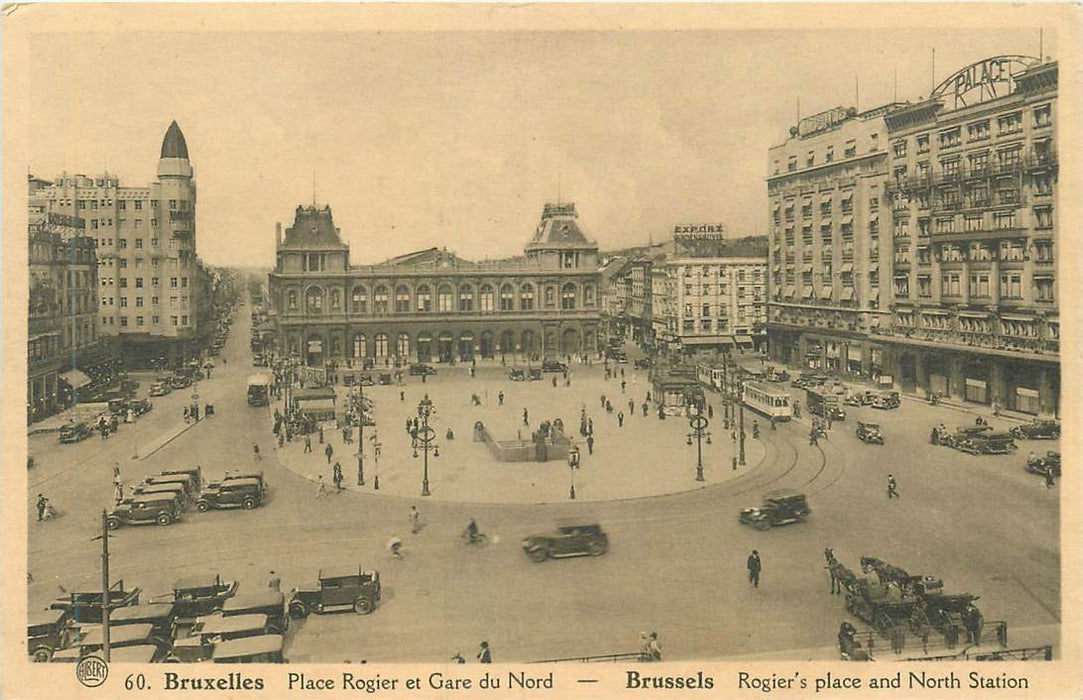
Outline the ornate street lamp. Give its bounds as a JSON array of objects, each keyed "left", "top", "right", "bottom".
[
  {"left": 688, "top": 410, "right": 710, "bottom": 482},
  {"left": 568, "top": 444, "right": 580, "bottom": 499},
  {"left": 415, "top": 395, "right": 436, "bottom": 497}
]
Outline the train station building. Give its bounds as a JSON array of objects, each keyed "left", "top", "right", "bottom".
[{"left": 267, "top": 202, "right": 603, "bottom": 366}]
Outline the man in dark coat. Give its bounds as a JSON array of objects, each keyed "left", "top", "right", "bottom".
[{"left": 747, "top": 550, "right": 762, "bottom": 588}]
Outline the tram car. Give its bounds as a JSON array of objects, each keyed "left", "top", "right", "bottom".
[{"left": 741, "top": 381, "right": 793, "bottom": 421}]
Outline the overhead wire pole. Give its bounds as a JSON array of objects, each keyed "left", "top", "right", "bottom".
[
  {"left": 99, "top": 509, "right": 111, "bottom": 662},
  {"left": 356, "top": 380, "right": 365, "bottom": 486}
]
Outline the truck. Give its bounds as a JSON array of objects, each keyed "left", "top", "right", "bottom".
[
  {"left": 806, "top": 387, "right": 846, "bottom": 422},
  {"left": 247, "top": 374, "right": 271, "bottom": 407}
]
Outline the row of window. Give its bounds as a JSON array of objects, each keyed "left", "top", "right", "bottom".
[
  {"left": 284, "top": 282, "right": 596, "bottom": 314},
  {"left": 779, "top": 137, "right": 868, "bottom": 173},
  {"left": 100, "top": 296, "right": 188, "bottom": 309},
  {"left": 103, "top": 314, "right": 188, "bottom": 327},
  {"left": 101, "top": 276, "right": 188, "bottom": 288},
  {"left": 681, "top": 318, "right": 739, "bottom": 333},
  {"left": 97, "top": 257, "right": 185, "bottom": 270},
  {"left": 680, "top": 266, "right": 762, "bottom": 280},
  {"left": 892, "top": 271, "right": 1054, "bottom": 301},
  {"left": 892, "top": 106, "right": 1051, "bottom": 158}
]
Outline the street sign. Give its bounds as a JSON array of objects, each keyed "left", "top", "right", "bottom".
[{"left": 690, "top": 415, "right": 709, "bottom": 431}]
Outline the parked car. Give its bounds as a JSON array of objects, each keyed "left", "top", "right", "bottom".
[
  {"left": 149, "top": 381, "right": 172, "bottom": 397},
  {"left": 160, "top": 466, "right": 203, "bottom": 491},
  {"left": 58, "top": 422, "right": 92, "bottom": 444},
  {"left": 739, "top": 490, "right": 810, "bottom": 530},
  {"left": 168, "top": 613, "right": 271, "bottom": 663},
  {"left": 1010, "top": 419, "right": 1061, "bottom": 440},
  {"left": 508, "top": 369, "right": 525, "bottom": 381},
  {"left": 197, "top": 477, "right": 263, "bottom": 512},
  {"left": 409, "top": 364, "right": 437, "bottom": 376},
  {"left": 145, "top": 473, "right": 199, "bottom": 499},
  {"left": 289, "top": 566, "right": 382, "bottom": 617},
  {"left": 107, "top": 494, "right": 183, "bottom": 529},
  {"left": 28, "top": 609, "right": 73, "bottom": 662},
  {"left": 633, "top": 358, "right": 652, "bottom": 370},
  {"left": 74, "top": 623, "right": 160, "bottom": 658},
  {"left": 49, "top": 579, "right": 142, "bottom": 624},
  {"left": 154, "top": 574, "right": 239, "bottom": 621},
  {"left": 108, "top": 602, "right": 177, "bottom": 645},
  {"left": 871, "top": 391, "right": 901, "bottom": 410},
  {"left": 856, "top": 420, "right": 884, "bottom": 445},
  {"left": 1026, "top": 451, "right": 1061, "bottom": 477},
  {"left": 130, "top": 398, "right": 154, "bottom": 416},
  {"left": 541, "top": 360, "right": 567, "bottom": 373},
  {"left": 133, "top": 482, "right": 190, "bottom": 510},
  {"left": 205, "top": 470, "right": 267, "bottom": 498},
  {"left": 212, "top": 634, "right": 285, "bottom": 663},
  {"left": 170, "top": 375, "right": 192, "bottom": 390},
  {"left": 521, "top": 523, "right": 609, "bottom": 562},
  {"left": 221, "top": 590, "right": 288, "bottom": 634}
]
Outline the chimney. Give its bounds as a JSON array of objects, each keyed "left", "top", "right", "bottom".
[{"left": 275, "top": 222, "right": 282, "bottom": 247}]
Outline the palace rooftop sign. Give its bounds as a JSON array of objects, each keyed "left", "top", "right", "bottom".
[{"left": 932, "top": 56, "right": 1039, "bottom": 110}]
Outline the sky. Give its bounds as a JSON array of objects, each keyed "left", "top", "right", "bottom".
[{"left": 27, "top": 27, "right": 1053, "bottom": 266}]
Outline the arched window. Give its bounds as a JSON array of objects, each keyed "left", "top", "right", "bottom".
[
  {"left": 374, "top": 332, "right": 389, "bottom": 358},
  {"left": 306, "top": 287, "right": 324, "bottom": 313},
  {"left": 373, "top": 286, "right": 389, "bottom": 314},
  {"left": 458, "top": 285, "right": 474, "bottom": 312},
  {"left": 561, "top": 283, "right": 577, "bottom": 310},
  {"left": 353, "top": 334, "right": 367, "bottom": 358},
  {"left": 395, "top": 286, "right": 411, "bottom": 313},
  {"left": 330, "top": 289, "right": 341, "bottom": 310},
  {"left": 520, "top": 284, "right": 534, "bottom": 311},
  {"left": 288, "top": 289, "right": 298, "bottom": 310},
  {"left": 351, "top": 286, "right": 367, "bottom": 314},
  {"left": 416, "top": 285, "right": 432, "bottom": 312},
  {"left": 584, "top": 284, "right": 595, "bottom": 306},
  {"left": 397, "top": 333, "right": 410, "bottom": 357},
  {"left": 479, "top": 284, "right": 494, "bottom": 312},
  {"left": 500, "top": 284, "right": 514, "bottom": 311},
  {"left": 438, "top": 284, "right": 453, "bottom": 312}
]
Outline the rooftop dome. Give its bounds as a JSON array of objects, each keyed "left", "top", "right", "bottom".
[{"left": 160, "top": 120, "right": 189, "bottom": 160}]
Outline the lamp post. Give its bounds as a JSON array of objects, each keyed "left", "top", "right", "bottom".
[
  {"left": 568, "top": 444, "right": 580, "bottom": 499},
  {"left": 688, "top": 410, "right": 710, "bottom": 482},
  {"left": 722, "top": 360, "right": 731, "bottom": 430},
  {"left": 415, "top": 395, "right": 436, "bottom": 497},
  {"left": 738, "top": 374, "right": 746, "bottom": 466},
  {"left": 355, "top": 382, "right": 365, "bottom": 486},
  {"left": 372, "top": 433, "right": 381, "bottom": 490}
]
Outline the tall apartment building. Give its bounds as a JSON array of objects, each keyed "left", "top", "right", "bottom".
[
  {"left": 766, "top": 104, "right": 901, "bottom": 375},
  {"left": 767, "top": 55, "right": 1059, "bottom": 416},
  {"left": 879, "top": 57, "right": 1058, "bottom": 415},
  {"left": 36, "top": 121, "right": 203, "bottom": 367}
]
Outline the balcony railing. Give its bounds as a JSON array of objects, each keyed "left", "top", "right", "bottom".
[{"left": 880, "top": 326, "right": 1058, "bottom": 356}]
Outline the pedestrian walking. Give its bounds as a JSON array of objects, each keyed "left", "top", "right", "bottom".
[
  {"left": 114, "top": 482, "right": 124, "bottom": 505},
  {"left": 304, "top": 435, "right": 313, "bottom": 453},
  {"left": 621, "top": 380, "right": 627, "bottom": 394},
  {"left": 253, "top": 443, "right": 262, "bottom": 461},
  {"left": 809, "top": 429, "right": 819, "bottom": 446},
  {"left": 523, "top": 408, "right": 529, "bottom": 426},
  {"left": 628, "top": 398, "right": 635, "bottom": 415},
  {"left": 618, "top": 411, "right": 624, "bottom": 427},
  {"left": 36, "top": 493, "right": 48, "bottom": 521},
  {"left": 400, "top": 390, "right": 405, "bottom": 402},
  {"left": 409, "top": 505, "right": 420, "bottom": 534},
  {"left": 747, "top": 549, "right": 762, "bottom": 587},
  {"left": 825, "top": 547, "right": 841, "bottom": 594},
  {"left": 477, "top": 641, "right": 492, "bottom": 664},
  {"left": 325, "top": 443, "right": 334, "bottom": 464},
  {"left": 707, "top": 403, "right": 714, "bottom": 419},
  {"left": 586, "top": 434, "right": 595, "bottom": 455},
  {"left": 588, "top": 418, "right": 594, "bottom": 435},
  {"left": 316, "top": 475, "right": 328, "bottom": 498},
  {"left": 1044, "top": 466, "right": 1056, "bottom": 489},
  {"left": 498, "top": 391, "right": 504, "bottom": 406},
  {"left": 600, "top": 394, "right": 606, "bottom": 409},
  {"left": 647, "top": 632, "right": 662, "bottom": 661},
  {"left": 887, "top": 474, "right": 899, "bottom": 498},
  {"left": 268, "top": 570, "right": 281, "bottom": 591},
  {"left": 405, "top": 418, "right": 412, "bottom": 434},
  {"left": 183, "top": 406, "right": 190, "bottom": 423},
  {"left": 318, "top": 426, "right": 325, "bottom": 444}
]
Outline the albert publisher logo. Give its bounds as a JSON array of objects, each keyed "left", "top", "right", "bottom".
[{"left": 76, "top": 655, "right": 108, "bottom": 688}]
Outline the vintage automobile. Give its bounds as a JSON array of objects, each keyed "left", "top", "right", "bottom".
[
  {"left": 633, "top": 358, "right": 652, "bottom": 370},
  {"left": 156, "top": 575, "right": 239, "bottom": 621},
  {"left": 74, "top": 623, "right": 161, "bottom": 657},
  {"left": 739, "top": 490, "right": 810, "bottom": 531},
  {"left": 170, "top": 375, "right": 193, "bottom": 390},
  {"left": 508, "top": 369, "right": 526, "bottom": 381},
  {"left": 149, "top": 381, "right": 173, "bottom": 397},
  {"left": 212, "top": 634, "right": 285, "bottom": 663},
  {"left": 196, "top": 477, "right": 263, "bottom": 511},
  {"left": 409, "top": 363, "right": 437, "bottom": 376},
  {"left": 856, "top": 421, "right": 885, "bottom": 445},
  {"left": 58, "top": 422, "right": 93, "bottom": 444},
  {"left": 289, "top": 566, "right": 382, "bottom": 617},
  {"left": 870, "top": 391, "right": 901, "bottom": 410},
  {"left": 528, "top": 368, "right": 543, "bottom": 381},
  {"left": 134, "top": 482, "right": 189, "bottom": 510},
  {"left": 357, "top": 373, "right": 375, "bottom": 386},
  {"left": 130, "top": 398, "right": 154, "bottom": 416},
  {"left": 145, "top": 473, "right": 199, "bottom": 499},
  {"left": 1026, "top": 451, "right": 1061, "bottom": 477},
  {"left": 606, "top": 351, "right": 628, "bottom": 364},
  {"left": 541, "top": 360, "right": 568, "bottom": 373},
  {"left": 1010, "top": 419, "right": 1061, "bottom": 440},
  {"left": 108, "top": 602, "right": 177, "bottom": 644},
  {"left": 844, "top": 391, "right": 873, "bottom": 407},
  {"left": 107, "top": 644, "right": 163, "bottom": 663},
  {"left": 221, "top": 590, "right": 289, "bottom": 635},
  {"left": 161, "top": 466, "right": 203, "bottom": 491},
  {"left": 28, "top": 609, "right": 73, "bottom": 662},
  {"left": 50, "top": 579, "right": 142, "bottom": 624},
  {"left": 107, "top": 493, "right": 183, "bottom": 529},
  {"left": 378, "top": 373, "right": 393, "bottom": 385},
  {"left": 167, "top": 613, "right": 271, "bottom": 663},
  {"left": 521, "top": 523, "right": 609, "bottom": 562},
  {"left": 205, "top": 470, "right": 267, "bottom": 498},
  {"left": 950, "top": 430, "right": 1018, "bottom": 455}
]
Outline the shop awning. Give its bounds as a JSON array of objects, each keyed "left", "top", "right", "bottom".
[
  {"left": 296, "top": 398, "right": 335, "bottom": 413},
  {"left": 840, "top": 287, "right": 855, "bottom": 301},
  {"left": 772, "top": 202, "right": 780, "bottom": 212},
  {"left": 785, "top": 286, "right": 796, "bottom": 297},
  {"left": 802, "top": 264, "right": 813, "bottom": 273},
  {"left": 869, "top": 211, "right": 880, "bottom": 221},
  {"left": 802, "top": 288, "right": 814, "bottom": 299},
  {"left": 60, "top": 369, "right": 92, "bottom": 389},
  {"left": 819, "top": 287, "right": 833, "bottom": 300},
  {"left": 735, "top": 336, "right": 754, "bottom": 346},
  {"left": 840, "top": 215, "right": 853, "bottom": 225},
  {"left": 682, "top": 336, "right": 733, "bottom": 347},
  {"left": 841, "top": 191, "right": 854, "bottom": 202},
  {"left": 840, "top": 263, "right": 854, "bottom": 273}
]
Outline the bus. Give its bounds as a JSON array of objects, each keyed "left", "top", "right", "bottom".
[
  {"left": 246, "top": 375, "right": 271, "bottom": 407},
  {"left": 742, "top": 381, "right": 793, "bottom": 421}
]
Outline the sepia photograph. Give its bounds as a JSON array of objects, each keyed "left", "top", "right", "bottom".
[{"left": 3, "top": 3, "right": 1080, "bottom": 699}]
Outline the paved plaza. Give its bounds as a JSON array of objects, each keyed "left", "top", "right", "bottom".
[{"left": 26, "top": 302, "right": 1061, "bottom": 663}]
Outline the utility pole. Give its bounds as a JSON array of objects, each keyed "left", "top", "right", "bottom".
[
  {"left": 99, "top": 509, "right": 111, "bottom": 662},
  {"left": 356, "top": 382, "right": 365, "bottom": 486},
  {"left": 738, "top": 375, "right": 746, "bottom": 466}
]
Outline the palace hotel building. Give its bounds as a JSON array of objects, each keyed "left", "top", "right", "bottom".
[
  {"left": 767, "top": 56, "right": 1059, "bottom": 416},
  {"left": 267, "top": 202, "right": 602, "bottom": 366}
]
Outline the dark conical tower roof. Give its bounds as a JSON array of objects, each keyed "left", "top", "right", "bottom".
[{"left": 160, "top": 120, "right": 189, "bottom": 159}]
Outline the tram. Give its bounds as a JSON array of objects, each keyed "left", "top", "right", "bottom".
[{"left": 742, "top": 381, "right": 793, "bottom": 421}]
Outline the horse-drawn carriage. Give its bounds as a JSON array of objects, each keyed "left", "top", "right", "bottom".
[{"left": 844, "top": 579, "right": 921, "bottom": 633}]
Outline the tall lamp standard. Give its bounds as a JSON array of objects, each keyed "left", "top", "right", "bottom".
[
  {"left": 568, "top": 444, "right": 580, "bottom": 499},
  {"left": 355, "top": 382, "right": 366, "bottom": 486},
  {"left": 738, "top": 373, "right": 746, "bottom": 466},
  {"left": 688, "top": 409, "right": 710, "bottom": 482},
  {"left": 414, "top": 395, "right": 436, "bottom": 497},
  {"left": 722, "top": 359, "right": 731, "bottom": 430}
]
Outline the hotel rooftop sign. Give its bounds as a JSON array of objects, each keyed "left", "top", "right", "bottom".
[{"left": 932, "top": 55, "right": 1039, "bottom": 110}]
